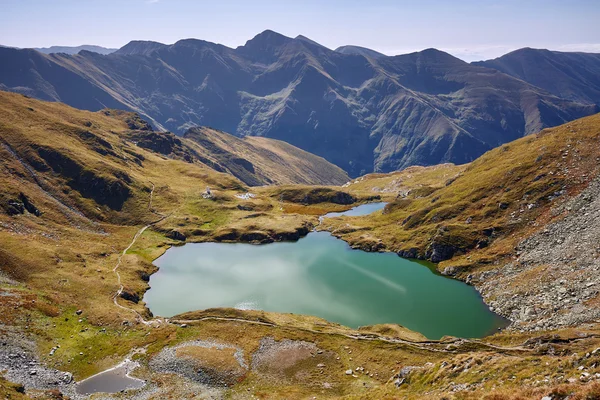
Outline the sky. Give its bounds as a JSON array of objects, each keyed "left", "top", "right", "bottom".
[{"left": 1, "top": 0, "right": 599, "bottom": 61}]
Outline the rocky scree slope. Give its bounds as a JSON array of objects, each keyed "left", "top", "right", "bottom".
[
  {"left": 0, "top": 31, "right": 596, "bottom": 176},
  {"left": 475, "top": 174, "right": 600, "bottom": 332}
]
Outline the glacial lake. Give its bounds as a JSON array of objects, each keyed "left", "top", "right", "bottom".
[{"left": 144, "top": 203, "right": 508, "bottom": 339}]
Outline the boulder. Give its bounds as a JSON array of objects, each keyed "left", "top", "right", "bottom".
[
  {"left": 6, "top": 199, "right": 24, "bottom": 215},
  {"left": 398, "top": 248, "right": 418, "bottom": 259},
  {"left": 166, "top": 230, "right": 186, "bottom": 241},
  {"left": 19, "top": 193, "right": 41, "bottom": 216},
  {"left": 429, "top": 242, "right": 457, "bottom": 263},
  {"left": 120, "top": 290, "right": 140, "bottom": 304}
]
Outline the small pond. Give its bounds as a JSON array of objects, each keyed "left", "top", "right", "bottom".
[
  {"left": 144, "top": 202, "right": 507, "bottom": 339},
  {"left": 76, "top": 359, "right": 144, "bottom": 395}
]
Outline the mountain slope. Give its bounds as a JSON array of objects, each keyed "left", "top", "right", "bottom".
[
  {"left": 0, "top": 47, "right": 131, "bottom": 111},
  {"left": 0, "top": 89, "right": 347, "bottom": 227},
  {"left": 0, "top": 32, "right": 596, "bottom": 176},
  {"left": 113, "top": 40, "right": 168, "bottom": 56},
  {"left": 183, "top": 127, "right": 349, "bottom": 186},
  {"left": 474, "top": 48, "right": 600, "bottom": 105}
]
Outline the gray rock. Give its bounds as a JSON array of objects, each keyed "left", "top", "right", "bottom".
[{"left": 472, "top": 176, "right": 600, "bottom": 331}]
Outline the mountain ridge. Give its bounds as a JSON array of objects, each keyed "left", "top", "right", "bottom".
[
  {"left": 335, "top": 45, "right": 386, "bottom": 58},
  {"left": 0, "top": 30, "right": 597, "bottom": 176},
  {"left": 474, "top": 47, "right": 600, "bottom": 106},
  {"left": 32, "top": 44, "right": 117, "bottom": 55}
]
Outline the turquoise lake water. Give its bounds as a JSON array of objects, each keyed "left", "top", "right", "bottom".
[{"left": 144, "top": 203, "right": 507, "bottom": 339}]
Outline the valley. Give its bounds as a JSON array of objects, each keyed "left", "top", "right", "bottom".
[{"left": 1, "top": 88, "right": 600, "bottom": 399}]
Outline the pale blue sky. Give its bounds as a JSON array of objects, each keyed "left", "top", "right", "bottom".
[{"left": 1, "top": 0, "right": 599, "bottom": 61}]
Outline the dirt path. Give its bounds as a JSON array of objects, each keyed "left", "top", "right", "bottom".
[
  {"left": 169, "top": 316, "right": 534, "bottom": 355},
  {"left": 112, "top": 182, "right": 165, "bottom": 326},
  {"left": 112, "top": 225, "right": 153, "bottom": 325}
]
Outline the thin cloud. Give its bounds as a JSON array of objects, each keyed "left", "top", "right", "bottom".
[{"left": 556, "top": 43, "right": 600, "bottom": 53}]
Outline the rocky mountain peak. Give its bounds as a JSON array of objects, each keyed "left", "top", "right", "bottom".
[
  {"left": 237, "top": 30, "right": 296, "bottom": 61},
  {"left": 114, "top": 40, "right": 167, "bottom": 56},
  {"left": 243, "top": 30, "right": 292, "bottom": 48},
  {"left": 295, "top": 35, "right": 329, "bottom": 50},
  {"left": 414, "top": 48, "right": 466, "bottom": 64}
]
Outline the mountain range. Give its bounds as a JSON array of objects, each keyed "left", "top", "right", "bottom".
[
  {"left": 474, "top": 48, "right": 600, "bottom": 105},
  {"left": 1, "top": 31, "right": 599, "bottom": 176},
  {"left": 33, "top": 45, "right": 117, "bottom": 55}
]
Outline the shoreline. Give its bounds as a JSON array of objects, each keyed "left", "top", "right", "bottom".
[{"left": 139, "top": 201, "right": 509, "bottom": 340}]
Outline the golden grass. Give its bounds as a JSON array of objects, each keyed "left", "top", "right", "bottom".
[
  {"left": 2, "top": 92, "right": 600, "bottom": 398},
  {"left": 184, "top": 126, "right": 350, "bottom": 186}
]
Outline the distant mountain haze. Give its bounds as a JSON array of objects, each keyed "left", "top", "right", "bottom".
[
  {"left": 0, "top": 31, "right": 597, "bottom": 176},
  {"left": 113, "top": 40, "right": 168, "bottom": 56},
  {"left": 33, "top": 45, "right": 117, "bottom": 55}
]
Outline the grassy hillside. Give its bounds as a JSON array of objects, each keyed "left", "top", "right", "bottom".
[
  {"left": 2, "top": 92, "right": 600, "bottom": 399},
  {"left": 325, "top": 113, "right": 600, "bottom": 261},
  {"left": 0, "top": 91, "right": 347, "bottom": 323},
  {"left": 184, "top": 126, "right": 349, "bottom": 186}
]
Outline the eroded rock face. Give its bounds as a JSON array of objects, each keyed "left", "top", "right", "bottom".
[
  {"left": 352, "top": 240, "right": 386, "bottom": 252},
  {"left": 397, "top": 248, "right": 419, "bottom": 259},
  {"left": 120, "top": 290, "right": 140, "bottom": 304},
  {"left": 2, "top": 193, "right": 41, "bottom": 216},
  {"left": 32, "top": 146, "right": 131, "bottom": 211},
  {"left": 2, "top": 38, "right": 596, "bottom": 176},
  {"left": 5, "top": 199, "right": 24, "bottom": 215},
  {"left": 19, "top": 193, "right": 41, "bottom": 216},
  {"left": 166, "top": 230, "right": 187, "bottom": 241},
  {"left": 271, "top": 225, "right": 311, "bottom": 242},
  {"left": 127, "top": 130, "right": 196, "bottom": 163},
  {"left": 275, "top": 188, "right": 356, "bottom": 205}
]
